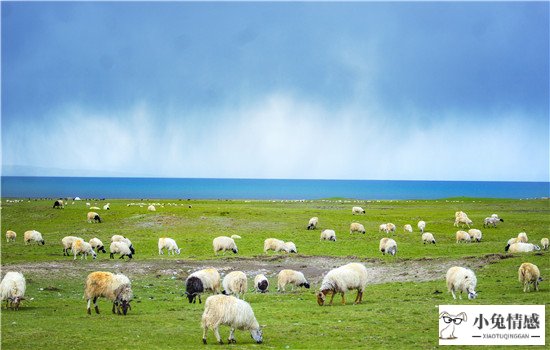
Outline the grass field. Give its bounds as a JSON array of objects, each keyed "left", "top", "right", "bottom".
[{"left": 1, "top": 197, "right": 548, "bottom": 349}]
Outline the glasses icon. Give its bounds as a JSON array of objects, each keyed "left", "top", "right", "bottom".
[{"left": 442, "top": 316, "right": 464, "bottom": 325}]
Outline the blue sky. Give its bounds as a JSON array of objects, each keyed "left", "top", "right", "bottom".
[{"left": 2, "top": 1, "right": 549, "bottom": 181}]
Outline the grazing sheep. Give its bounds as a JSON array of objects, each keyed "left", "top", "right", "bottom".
[
  {"left": 87, "top": 211, "right": 102, "bottom": 223},
  {"left": 541, "top": 238, "right": 549, "bottom": 251},
  {"left": 507, "top": 243, "right": 541, "bottom": 253},
  {"left": 62, "top": 236, "right": 83, "bottom": 256},
  {"left": 254, "top": 274, "right": 269, "bottom": 293},
  {"left": 386, "top": 223, "right": 396, "bottom": 233},
  {"left": 103, "top": 203, "right": 110, "bottom": 210},
  {"left": 282, "top": 241, "right": 297, "bottom": 253},
  {"left": 109, "top": 241, "right": 133, "bottom": 259},
  {"left": 403, "top": 224, "right": 413, "bottom": 233},
  {"left": 378, "top": 223, "right": 388, "bottom": 233},
  {"left": 417, "top": 220, "right": 426, "bottom": 233},
  {"left": 53, "top": 200, "right": 64, "bottom": 209},
  {"left": 84, "top": 271, "right": 133, "bottom": 315},
  {"left": 446, "top": 266, "right": 477, "bottom": 300},
  {"left": 456, "top": 230, "right": 471, "bottom": 243},
  {"left": 316, "top": 262, "right": 368, "bottom": 306},
  {"left": 350, "top": 222, "right": 365, "bottom": 234},
  {"left": 185, "top": 268, "right": 221, "bottom": 304},
  {"left": 263, "top": 238, "right": 295, "bottom": 253},
  {"left": 72, "top": 240, "right": 97, "bottom": 260},
  {"left": 379, "top": 238, "right": 397, "bottom": 256},
  {"left": 352, "top": 206, "right": 365, "bottom": 214},
  {"left": 201, "top": 295, "right": 263, "bottom": 345},
  {"left": 158, "top": 237, "right": 181, "bottom": 255},
  {"left": 0, "top": 272, "right": 26, "bottom": 310},
  {"left": 518, "top": 263, "right": 542, "bottom": 292},
  {"left": 24, "top": 230, "right": 45, "bottom": 245},
  {"left": 89, "top": 206, "right": 100, "bottom": 210},
  {"left": 307, "top": 217, "right": 318, "bottom": 230},
  {"left": 277, "top": 270, "right": 310, "bottom": 292},
  {"left": 222, "top": 271, "right": 248, "bottom": 300},
  {"left": 422, "top": 232, "right": 436, "bottom": 244},
  {"left": 468, "top": 229, "right": 483, "bottom": 243},
  {"left": 230, "top": 235, "right": 241, "bottom": 240},
  {"left": 5, "top": 230, "right": 16, "bottom": 242},
  {"left": 89, "top": 237, "right": 107, "bottom": 253},
  {"left": 213, "top": 236, "right": 238, "bottom": 255},
  {"left": 320, "top": 229, "right": 336, "bottom": 241},
  {"left": 147, "top": 205, "right": 156, "bottom": 211},
  {"left": 483, "top": 216, "right": 504, "bottom": 228},
  {"left": 454, "top": 211, "right": 473, "bottom": 228},
  {"left": 111, "top": 235, "right": 135, "bottom": 254}
]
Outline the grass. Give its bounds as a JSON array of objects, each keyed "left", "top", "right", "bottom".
[{"left": 1, "top": 197, "right": 549, "bottom": 349}]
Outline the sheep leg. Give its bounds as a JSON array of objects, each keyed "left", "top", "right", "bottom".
[
  {"left": 112, "top": 302, "right": 116, "bottom": 314},
  {"left": 202, "top": 327, "right": 208, "bottom": 344},
  {"left": 228, "top": 328, "right": 236, "bottom": 343},
  {"left": 213, "top": 327, "right": 223, "bottom": 344},
  {"left": 93, "top": 297, "right": 100, "bottom": 314},
  {"left": 535, "top": 281, "right": 539, "bottom": 291},
  {"left": 329, "top": 291, "right": 336, "bottom": 305},
  {"left": 86, "top": 299, "right": 92, "bottom": 314},
  {"left": 451, "top": 289, "right": 457, "bottom": 300},
  {"left": 341, "top": 292, "right": 346, "bottom": 305}
]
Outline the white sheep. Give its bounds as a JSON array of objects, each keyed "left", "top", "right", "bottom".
[
  {"left": 0, "top": 272, "right": 26, "bottom": 310},
  {"left": 185, "top": 268, "right": 221, "bottom": 304},
  {"left": 307, "top": 217, "right": 318, "bottom": 230},
  {"left": 6, "top": 230, "right": 16, "bottom": 242},
  {"left": 84, "top": 271, "right": 133, "bottom": 315},
  {"left": 422, "top": 232, "right": 436, "bottom": 244},
  {"left": 111, "top": 235, "right": 135, "bottom": 254},
  {"left": 386, "top": 223, "right": 396, "bottom": 233},
  {"left": 72, "top": 240, "right": 97, "bottom": 260},
  {"left": 483, "top": 216, "right": 503, "bottom": 228},
  {"left": 87, "top": 211, "right": 102, "bottom": 223},
  {"left": 379, "top": 238, "right": 397, "bottom": 256},
  {"left": 109, "top": 241, "right": 133, "bottom": 259},
  {"left": 468, "top": 229, "right": 483, "bottom": 243},
  {"left": 62, "top": 236, "right": 83, "bottom": 256},
  {"left": 454, "top": 211, "right": 472, "bottom": 228},
  {"left": 403, "top": 224, "right": 413, "bottom": 233},
  {"left": 316, "top": 262, "right": 368, "bottom": 306},
  {"left": 320, "top": 229, "right": 336, "bottom": 241},
  {"left": 378, "top": 223, "right": 388, "bottom": 233},
  {"left": 263, "top": 238, "right": 296, "bottom": 253},
  {"left": 158, "top": 237, "right": 181, "bottom": 255},
  {"left": 282, "top": 241, "right": 297, "bottom": 253},
  {"left": 89, "top": 237, "right": 107, "bottom": 253},
  {"left": 24, "top": 230, "right": 45, "bottom": 245},
  {"left": 541, "top": 238, "right": 549, "bottom": 251},
  {"left": 507, "top": 243, "right": 541, "bottom": 253},
  {"left": 446, "top": 266, "right": 477, "bottom": 300},
  {"left": 352, "top": 206, "right": 365, "bottom": 214},
  {"left": 89, "top": 206, "right": 100, "bottom": 210},
  {"left": 518, "top": 263, "right": 542, "bottom": 292},
  {"left": 201, "top": 294, "right": 263, "bottom": 345},
  {"left": 103, "top": 203, "right": 110, "bottom": 210},
  {"left": 147, "top": 205, "right": 156, "bottom": 211},
  {"left": 277, "top": 269, "right": 310, "bottom": 292},
  {"left": 417, "top": 220, "right": 426, "bottom": 233},
  {"left": 517, "top": 232, "right": 528, "bottom": 243},
  {"left": 253, "top": 274, "right": 269, "bottom": 293},
  {"left": 350, "top": 222, "right": 365, "bottom": 234},
  {"left": 222, "top": 271, "right": 248, "bottom": 300},
  {"left": 456, "top": 230, "right": 471, "bottom": 243},
  {"left": 213, "top": 236, "right": 238, "bottom": 255}
]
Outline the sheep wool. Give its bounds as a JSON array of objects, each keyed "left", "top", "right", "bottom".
[
  {"left": 201, "top": 295, "right": 263, "bottom": 345},
  {"left": 379, "top": 238, "right": 397, "bottom": 256},
  {"left": 62, "top": 236, "right": 84, "bottom": 256},
  {"left": 111, "top": 235, "right": 135, "bottom": 254},
  {"left": 541, "top": 238, "right": 549, "bottom": 251},
  {"left": 277, "top": 269, "right": 310, "bottom": 292},
  {"left": 352, "top": 206, "right": 365, "bottom": 214},
  {"left": 254, "top": 274, "right": 269, "bottom": 293},
  {"left": 84, "top": 271, "right": 133, "bottom": 315},
  {"left": 24, "top": 230, "right": 45, "bottom": 245},
  {"left": 456, "top": 231, "right": 471, "bottom": 243},
  {"left": 350, "top": 222, "right": 365, "bottom": 234},
  {"left": 0, "top": 272, "right": 26, "bottom": 310},
  {"left": 403, "top": 224, "right": 413, "bottom": 233},
  {"left": 320, "top": 229, "right": 336, "bottom": 241},
  {"left": 263, "top": 238, "right": 286, "bottom": 253},
  {"left": 507, "top": 243, "right": 541, "bottom": 254},
  {"left": 72, "top": 240, "right": 97, "bottom": 260},
  {"left": 213, "top": 236, "right": 238, "bottom": 255},
  {"left": 147, "top": 205, "right": 156, "bottom": 211},
  {"left": 87, "top": 211, "right": 102, "bottom": 223},
  {"left": 282, "top": 241, "right": 297, "bottom": 253},
  {"left": 158, "top": 237, "right": 181, "bottom": 255},
  {"left": 222, "top": 271, "right": 248, "bottom": 300},
  {"left": 468, "top": 229, "right": 483, "bottom": 243},
  {"left": 446, "top": 266, "right": 477, "bottom": 300},
  {"left": 185, "top": 268, "right": 221, "bottom": 304},
  {"left": 5, "top": 230, "right": 16, "bottom": 242},
  {"left": 422, "top": 232, "right": 436, "bottom": 244},
  {"left": 317, "top": 262, "right": 368, "bottom": 306},
  {"left": 110, "top": 241, "right": 133, "bottom": 259},
  {"left": 417, "top": 221, "right": 426, "bottom": 233},
  {"left": 89, "top": 237, "right": 107, "bottom": 253},
  {"left": 307, "top": 217, "right": 319, "bottom": 230},
  {"left": 518, "top": 263, "right": 542, "bottom": 292}
]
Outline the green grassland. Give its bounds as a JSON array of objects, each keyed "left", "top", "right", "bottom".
[{"left": 1, "top": 197, "right": 549, "bottom": 349}]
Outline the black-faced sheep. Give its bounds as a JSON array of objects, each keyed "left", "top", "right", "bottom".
[
  {"left": 213, "top": 236, "right": 238, "bottom": 255},
  {"left": 422, "top": 232, "right": 436, "bottom": 244},
  {"left": 53, "top": 200, "right": 64, "bottom": 209},
  {"left": 507, "top": 242, "right": 541, "bottom": 253},
  {"left": 277, "top": 270, "right": 310, "bottom": 292},
  {"left": 254, "top": 274, "right": 269, "bottom": 293},
  {"left": 89, "top": 237, "right": 107, "bottom": 253},
  {"left": 483, "top": 216, "right": 503, "bottom": 228},
  {"left": 350, "top": 222, "right": 365, "bottom": 234},
  {"left": 316, "top": 262, "right": 368, "bottom": 306},
  {"left": 185, "top": 268, "right": 221, "bottom": 304},
  {"left": 111, "top": 235, "right": 135, "bottom": 254},
  {"left": 109, "top": 241, "right": 133, "bottom": 259},
  {"left": 87, "top": 211, "right": 102, "bottom": 223},
  {"left": 24, "top": 230, "right": 45, "bottom": 245},
  {"left": 307, "top": 217, "right": 318, "bottom": 230},
  {"left": 320, "top": 229, "right": 336, "bottom": 241},
  {"left": 468, "top": 229, "right": 482, "bottom": 243}
]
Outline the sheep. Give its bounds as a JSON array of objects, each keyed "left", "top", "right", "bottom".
[
  {"left": 72, "top": 240, "right": 97, "bottom": 260},
  {"left": 282, "top": 241, "right": 297, "bottom": 253},
  {"left": 103, "top": 203, "right": 110, "bottom": 210},
  {"left": 62, "top": 236, "right": 83, "bottom": 256},
  {"left": 456, "top": 230, "right": 471, "bottom": 243},
  {"left": 518, "top": 263, "right": 542, "bottom": 292},
  {"left": 89, "top": 237, "right": 107, "bottom": 253},
  {"left": 468, "top": 229, "right": 483, "bottom": 243},
  {"left": 230, "top": 235, "right": 241, "bottom": 240},
  {"left": 87, "top": 211, "right": 102, "bottom": 223},
  {"left": 352, "top": 206, "right": 365, "bottom": 214},
  {"left": 222, "top": 271, "right": 248, "bottom": 300},
  {"left": 422, "top": 232, "right": 436, "bottom": 244},
  {"left": 53, "top": 200, "right": 64, "bottom": 209},
  {"left": 350, "top": 222, "right": 365, "bottom": 234},
  {"left": 454, "top": 211, "right": 473, "bottom": 228},
  {"left": 213, "top": 236, "right": 238, "bottom": 255},
  {"left": 263, "top": 238, "right": 295, "bottom": 253},
  {"left": 111, "top": 235, "right": 135, "bottom": 254},
  {"left": 277, "top": 269, "right": 310, "bottom": 292},
  {"left": 147, "top": 205, "right": 156, "bottom": 211},
  {"left": 201, "top": 294, "right": 263, "bottom": 345},
  {"left": 517, "top": 232, "right": 528, "bottom": 243},
  {"left": 446, "top": 266, "right": 477, "bottom": 300},
  {"left": 483, "top": 216, "right": 503, "bottom": 228},
  {"left": 403, "top": 224, "right": 413, "bottom": 233},
  {"left": 84, "top": 271, "right": 133, "bottom": 315},
  {"left": 386, "top": 223, "right": 396, "bottom": 233},
  {"left": 109, "top": 241, "right": 133, "bottom": 259},
  {"left": 504, "top": 232, "right": 530, "bottom": 251},
  {"left": 185, "top": 268, "right": 221, "bottom": 304},
  {"left": 24, "top": 230, "right": 45, "bottom": 245},
  {"left": 507, "top": 243, "right": 541, "bottom": 253},
  {"left": 158, "top": 237, "right": 181, "bottom": 255},
  {"left": 316, "top": 262, "right": 368, "bottom": 306},
  {"left": 379, "top": 238, "right": 397, "bottom": 256},
  {"left": 6, "top": 230, "right": 16, "bottom": 242},
  {"left": 254, "top": 274, "right": 269, "bottom": 293},
  {"left": 89, "top": 206, "right": 100, "bottom": 210},
  {"left": 0, "top": 272, "right": 26, "bottom": 310},
  {"left": 307, "top": 217, "right": 318, "bottom": 230},
  {"left": 320, "top": 229, "right": 336, "bottom": 241},
  {"left": 378, "top": 223, "right": 388, "bottom": 233},
  {"left": 417, "top": 220, "right": 426, "bottom": 233},
  {"left": 541, "top": 238, "right": 549, "bottom": 251}
]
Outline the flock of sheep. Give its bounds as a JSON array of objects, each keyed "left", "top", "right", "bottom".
[{"left": 1, "top": 200, "right": 547, "bottom": 345}]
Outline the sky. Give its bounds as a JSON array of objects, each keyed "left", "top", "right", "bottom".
[{"left": 1, "top": 1, "right": 549, "bottom": 181}]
